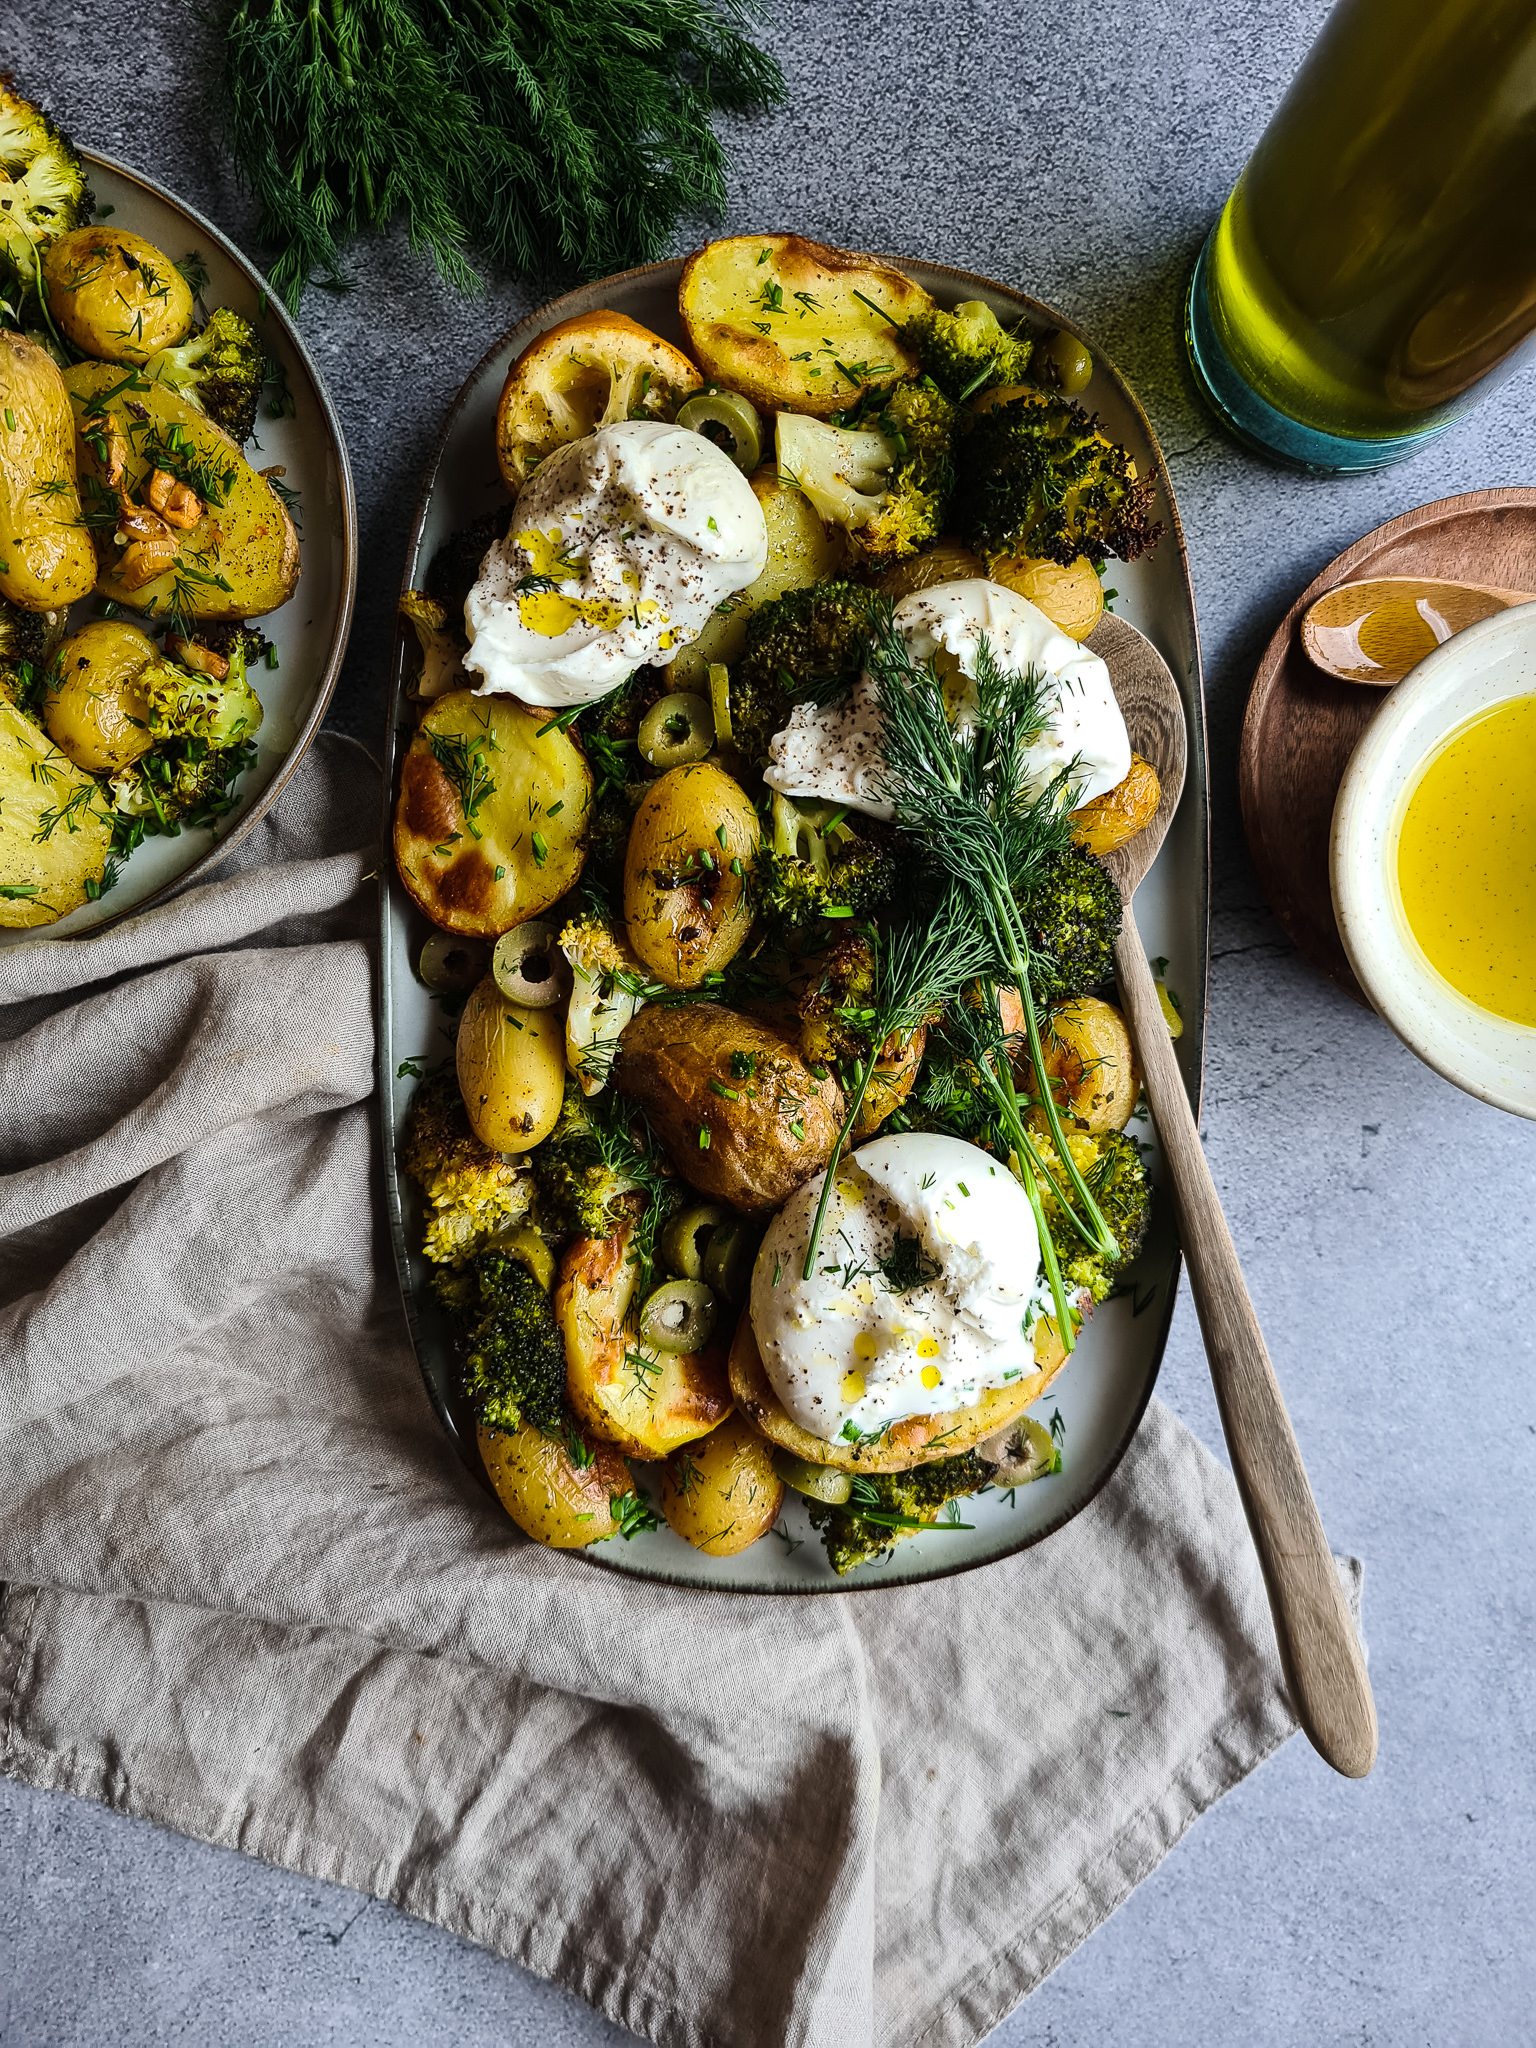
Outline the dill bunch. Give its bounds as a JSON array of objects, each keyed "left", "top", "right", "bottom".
[{"left": 218, "top": 0, "right": 785, "bottom": 309}]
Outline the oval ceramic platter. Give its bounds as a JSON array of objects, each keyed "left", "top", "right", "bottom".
[
  {"left": 0, "top": 150, "right": 357, "bottom": 944},
  {"left": 380, "top": 254, "right": 1208, "bottom": 1591}
]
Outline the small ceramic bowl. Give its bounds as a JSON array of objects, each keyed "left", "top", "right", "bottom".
[{"left": 1331, "top": 604, "right": 1536, "bottom": 1119}]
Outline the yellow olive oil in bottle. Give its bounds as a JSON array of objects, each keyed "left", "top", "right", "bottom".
[{"left": 1186, "top": 0, "right": 1536, "bottom": 470}]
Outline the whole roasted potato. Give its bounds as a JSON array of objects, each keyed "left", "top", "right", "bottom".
[
  {"left": 477, "top": 1418, "right": 637, "bottom": 1548},
  {"left": 661, "top": 1413, "right": 784, "bottom": 1556},
  {"left": 0, "top": 331, "right": 97, "bottom": 612},
  {"left": 1070, "top": 752, "right": 1161, "bottom": 856},
  {"left": 0, "top": 695, "right": 112, "bottom": 929},
  {"left": 987, "top": 552, "right": 1104, "bottom": 641},
  {"left": 623, "top": 761, "right": 758, "bottom": 988},
  {"left": 1023, "top": 995, "right": 1140, "bottom": 1135},
  {"left": 43, "top": 227, "right": 194, "bottom": 365},
  {"left": 612, "top": 1003, "right": 843, "bottom": 1215},
  {"left": 556, "top": 1206, "right": 734, "bottom": 1459},
  {"left": 456, "top": 974, "right": 566, "bottom": 1153},
  {"left": 43, "top": 619, "right": 159, "bottom": 774},
  {"left": 395, "top": 689, "right": 591, "bottom": 937}
]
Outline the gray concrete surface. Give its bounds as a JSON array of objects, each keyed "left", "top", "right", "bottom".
[{"left": 4, "top": 1, "right": 1536, "bottom": 2042}]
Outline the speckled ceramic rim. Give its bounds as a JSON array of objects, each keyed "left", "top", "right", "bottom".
[
  {"left": 48, "top": 152, "right": 359, "bottom": 934},
  {"left": 1331, "top": 604, "right": 1536, "bottom": 1120},
  {"left": 379, "top": 250, "right": 1209, "bottom": 1591}
]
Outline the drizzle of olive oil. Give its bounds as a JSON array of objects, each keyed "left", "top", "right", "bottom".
[{"left": 1395, "top": 696, "right": 1536, "bottom": 1026}]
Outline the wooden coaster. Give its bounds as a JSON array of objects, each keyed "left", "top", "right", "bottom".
[{"left": 1240, "top": 487, "right": 1536, "bottom": 1006}]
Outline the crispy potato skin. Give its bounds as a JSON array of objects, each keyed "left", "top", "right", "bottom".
[
  {"left": 43, "top": 619, "right": 158, "bottom": 773},
  {"left": 987, "top": 553, "right": 1104, "bottom": 641},
  {"left": 456, "top": 974, "right": 566, "bottom": 1153},
  {"left": 1070, "top": 752, "right": 1161, "bottom": 856},
  {"left": 43, "top": 228, "right": 194, "bottom": 365},
  {"left": 556, "top": 1209, "right": 734, "bottom": 1458},
  {"left": 728, "top": 1308, "right": 1066, "bottom": 1474},
  {"left": 0, "top": 332, "right": 97, "bottom": 611},
  {"left": 662, "top": 1413, "right": 784, "bottom": 1556},
  {"left": 613, "top": 1004, "right": 843, "bottom": 1216},
  {"left": 678, "top": 234, "right": 929, "bottom": 417},
  {"left": 876, "top": 539, "right": 986, "bottom": 603},
  {"left": 623, "top": 762, "right": 759, "bottom": 988},
  {"left": 495, "top": 310, "right": 703, "bottom": 488},
  {"left": 1023, "top": 995, "right": 1140, "bottom": 1136},
  {"left": 477, "top": 1419, "right": 633, "bottom": 1547}
]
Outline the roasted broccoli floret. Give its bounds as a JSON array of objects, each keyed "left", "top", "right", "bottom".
[
  {"left": 900, "top": 299, "right": 1035, "bottom": 402},
  {"left": 144, "top": 307, "right": 266, "bottom": 444},
  {"left": 808, "top": 1452, "right": 992, "bottom": 1576},
  {"left": 426, "top": 509, "right": 508, "bottom": 621},
  {"left": 455, "top": 1249, "right": 567, "bottom": 1433},
  {"left": 957, "top": 392, "right": 1163, "bottom": 569},
  {"left": 1018, "top": 843, "right": 1121, "bottom": 1003},
  {"left": 730, "top": 580, "right": 881, "bottom": 766},
  {"left": 141, "top": 637, "right": 264, "bottom": 749},
  {"left": 0, "top": 81, "right": 93, "bottom": 289},
  {"left": 1035, "top": 1128, "right": 1151, "bottom": 1305},
  {"left": 754, "top": 791, "right": 898, "bottom": 944},
  {"left": 796, "top": 929, "right": 877, "bottom": 1075},
  {"left": 528, "top": 1080, "right": 645, "bottom": 1241},
  {"left": 904, "top": 1034, "right": 996, "bottom": 1147},
  {"left": 775, "top": 379, "right": 954, "bottom": 567},
  {"left": 399, "top": 1073, "right": 531, "bottom": 1265},
  {"left": 0, "top": 596, "right": 63, "bottom": 675}
]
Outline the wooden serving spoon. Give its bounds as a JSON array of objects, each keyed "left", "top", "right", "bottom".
[
  {"left": 1088, "top": 612, "right": 1379, "bottom": 1780},
  {"left": 1301, "top": 574, "right": 1535, "bottom": 686}
]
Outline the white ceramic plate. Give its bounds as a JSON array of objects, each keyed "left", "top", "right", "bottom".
[
  {"left": 1332, "top": 603, "right": 1536, "bottom": 1120},
  {"left": 379, "top": 256, "right": 1209, "bottom": 1590},
  {"left": 0, "top": 150, "right": 357, "bottom": 942}
]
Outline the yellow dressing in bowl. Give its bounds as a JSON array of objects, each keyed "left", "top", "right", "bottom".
[{"left": 1395, "top": 695, "right": 1536, "bottom": 1027}]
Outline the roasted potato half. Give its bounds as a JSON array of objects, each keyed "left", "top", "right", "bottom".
[
  {"left": 456, "top": 973, "right": 567, "bottom": 1153},
  {"left": 727, "top": 1309, "right": 1067, "bottom": 1475},
  {"left": 0, "top": 696, "right": 112, "bottom": 929},
  {"left": 556, "top": 1208, "right": 734, "bottom": 1459},
  {"left": 477, "top": 1419, "right": 638, "bottom": 1548},
  {"left": 0, "top": 331, "right": 98, "bottom": 612},
  {"left": 851, "top": 1026, "right": 926, "bottom": 1141},
  {"left": 1023, "top": 995, "right": 1140, "bottom": 1136},
  {"left": 662, "top": 1413, "right": 784, "bottom": 1556},
  {"left": 623, "top": 761, "right": 759, "bottom": 988},
  {"left": 679, "top": 234, "right": 930, "bottom": 418},
  {"left": 613, "top": 1003, "right": 843, "bottom": 1216},
  {"left": 42, "top": 227, "right": 194, "bottom": 365},
  {"left": 1071, "top": 752, "right": 1161, "bottom": 856},
  {"left": 395, "top": 689, "right": 591, "bottom": 937},
  {"left": 496, "top": 310, "right": 704, "bottom": 489}
]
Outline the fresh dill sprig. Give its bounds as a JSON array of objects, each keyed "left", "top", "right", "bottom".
[{"left": 426, "top": 728, "right": 496, "bottom": 838}]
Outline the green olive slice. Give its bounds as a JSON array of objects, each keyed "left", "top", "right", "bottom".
[
  {"left": 1043, "top": 329, "right": 1093, "bottom": 395},
  {"left": 491, "top": 918, "right": 568, "bottom": 1007},
  {"left": 771, "top": 1450, "right": 851, "bottom": 1505},
  {"left": 708, "top": 660, "right": 733, "bottom": 744},
  {"left": 676, "top": 389, "right": 763, "bottom": 472},
  {"left": 659, "top": 1202, "right": 727, "bottom": 1281},
  {"left": 701, "top": 1220, "right": 754, "bottom": 1301},
  {"left": 418, "top": 932, "right": 489, "bottom": 992},
  {"left": 638, "top": 692, "right": 714, "bottom": 769},
  {"left": 638, "top": 1278, "right": 718, "bottom": 1354}
]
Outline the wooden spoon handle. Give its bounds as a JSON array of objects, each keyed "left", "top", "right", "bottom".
[{"left": 1114, "top": 914, "right": 1378, "bottom": 1778}]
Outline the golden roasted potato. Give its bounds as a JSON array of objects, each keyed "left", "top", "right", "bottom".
[
  {"left": 43, "top": 619, "right": 159, "bottom": 774},
  {"left": 395, "top": 690, "right": 591, "bottom": 938},
  {"left": 851, "top": 1025, "right": 926, "bottom": 1140},
  {"left": 876, "top": 538, "right": 985, "bottom": 602},
  {"left": 1071, "top": 752, "right": 1162, "bottom": 856},
  {"left": 496, "top": 310, "right": 703, "bottom": 489},
  {"left": 477, "top": 1419, "right": 637, "bottom": 1548},
  {"left": 662, "top": 1413, "right": 784, "bottom": 1556},
  {"left": 0, "top": 331, "right": 97, "bottom": 612},
  {"left": 987, "top": 553, "right": 1105, "bottom": 641},
  {"left": 556, "top": 1208, "right": 734, "bottom": 1459},
  {"left": 678, "top": 234, "right": 929, "bottom": 418},
  {"left": 613, "top": 1003, "right": 843, "bottom": 1216},
  {"left": 65, "top": 364, "right": 298, "bottom": 618},
  {"left": 1023, "top": 995, "right": 1140, "bottom": 1136},
  {"left": 623, "top": 761, "right": 758, "bottom": 988},
  {"left": 667, "top": 465, "right": 844, "bottom": 691},
  {"left": 0, "top": 696, "right": 112, "bottom": 928},
  {"left": 727, "top": 1308, "right": 1067, "bottom": 1474},
  {"left": 456, "top": 973, "right": 566, "bottom": 1153},
  {"left": 42, "top": 228, "right": 194, "bottom": 365}
]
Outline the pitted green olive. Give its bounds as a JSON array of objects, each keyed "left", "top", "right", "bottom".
[
  {"left": 639, "top": 692, "right": 715, "bottom": 770},
  {"left": 676, "top": 389, "right": 763, "bottom": 472},
  {"left": 771, "top": 1450, "right": 851, "bottom": 1505},
  {"left": 492, "top": 918, "right": 568, "bottom": 1007},
  {"left": 418, "top": 932, "right": 489, "bottom": 993},
  {"left": 638, "top": 1278, "right": 718, "bottom": 1354},
  {"left": 659, "top": 1202, "right": 727, "bottom": 1280},
  {"left": 701, "top": 1220, "right": 755, "bottom": 1302}
]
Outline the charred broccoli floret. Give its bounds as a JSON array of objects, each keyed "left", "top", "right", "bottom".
[
  {"left": 0, "top": 81, "right": 93, "bottom": 290},
  {"left": 528, "top": 1080, "right": 646, "bottom": 1242},
  {"left": 0, "top": 596, "right": 63, "bottom": 675},
  {"left": 426, "top": 509, "right": 508, "bottom": 621},
  {"left": 144, "top": 307, "right": 266, "bottom": 444},
  {"left": 807, "top": 1452, "right": 992, "bottom": 1576},
  {"left": 775, "top": 378, "right": 954, "bottom": 567},
  {"left": 399, "top": 1074, "right": 531, "bottom": 1265},
  {"left": 1018, "top": 843, "right": 1121, "bottom": 1003},
  {"left": 730, "top": 580, "right": 881, "bottom": 765},
  {"left": 796, "top": 929, "right": 877, "bottom": 1075},
  {"left": 900, "top": 299, "right": 1035, "bottom": 402},
  {"left": 957, "top": 392, "right": 1163, "bottom": 569},
  {"left": 754, "top": 791, "right": 898, "bottom": 944},
  {"left": 455, "top": 1250, "right": 566, "bottom": 1433},
  {"left": 142, "top": 637, "right": 263, "bottom": 748},
  {"left": 1035, "top": 1128, "right": 1151, "bottom": 1305}
]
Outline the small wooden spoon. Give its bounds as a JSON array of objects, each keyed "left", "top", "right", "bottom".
[
  {"left": 1301, "top": 574, "right": 1535, "bottom": 686},
  {"left": 1089, "top": 612, "right": 1379, "bottom": 1780}
]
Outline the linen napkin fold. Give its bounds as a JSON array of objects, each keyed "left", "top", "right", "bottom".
[{"left": 0, "top": 735, "right": 1335, "bottom": 2048}]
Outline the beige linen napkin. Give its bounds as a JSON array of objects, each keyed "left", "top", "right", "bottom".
[{"left": 0, "top": 735, "right": 1343, "bottom": 2048}]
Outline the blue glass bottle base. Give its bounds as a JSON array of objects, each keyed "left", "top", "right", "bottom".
[{"left": 1183, "top": 233, "right": 1452, "bottom": 475}]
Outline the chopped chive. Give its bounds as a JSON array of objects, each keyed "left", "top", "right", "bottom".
[
  {"left": 3, "top": 409, "right": 15, "bottom": 432},
  {"left": 531, "top": 830, "right": 548, "bottom": 865},
  {"left": 698, "top": 1126, "right": 711, "bottom": 1150},
  {"left": 709, "top": 1079, "right": 740, "bottom": 1100},
  {"left": 716, "top": 824, "right": 727, "bottom": 847},
  {"left": 789, "top": 1119, "right": 806, "bottom": 1141},
  {"left": 547, "top": 800, "right": 564, "bottom": 815}
]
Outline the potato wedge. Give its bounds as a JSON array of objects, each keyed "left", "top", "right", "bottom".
[
  {"left": 662, "top": 1413, "right": 784, "bottom": 1556},
  {"left": 496, "top": 310, "right": 704, "bottom": 490},
  {"left": 728, "top": 1307, "right": 1067, "bottom": 1475},
  {"left": 0, "top": 331, "right": 98, "bottom": 612},
  {"left": 477, "top": 1418, "right": 637, "bottom": 1548},
  {"left": 1022, "top": 995, "right": 1140, "bottom": 1136},
  {"left": 0, "top": 696, "right": 112, "bottom": 928},
  {"left": 556, "top": 1208, "right": 734, "bottom": 1459},
  {"left": 394, "top": 689, "right": 591, "bottom": 938},
  {"left": 679, "top": 234, "right": 929, "bottom": 418},
  {"left": 1071, "top": 751, "right": 1161, "bottom": 856},
  {"left": 613, "top": 1003, "right": 843, "bottom": 1216}
]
